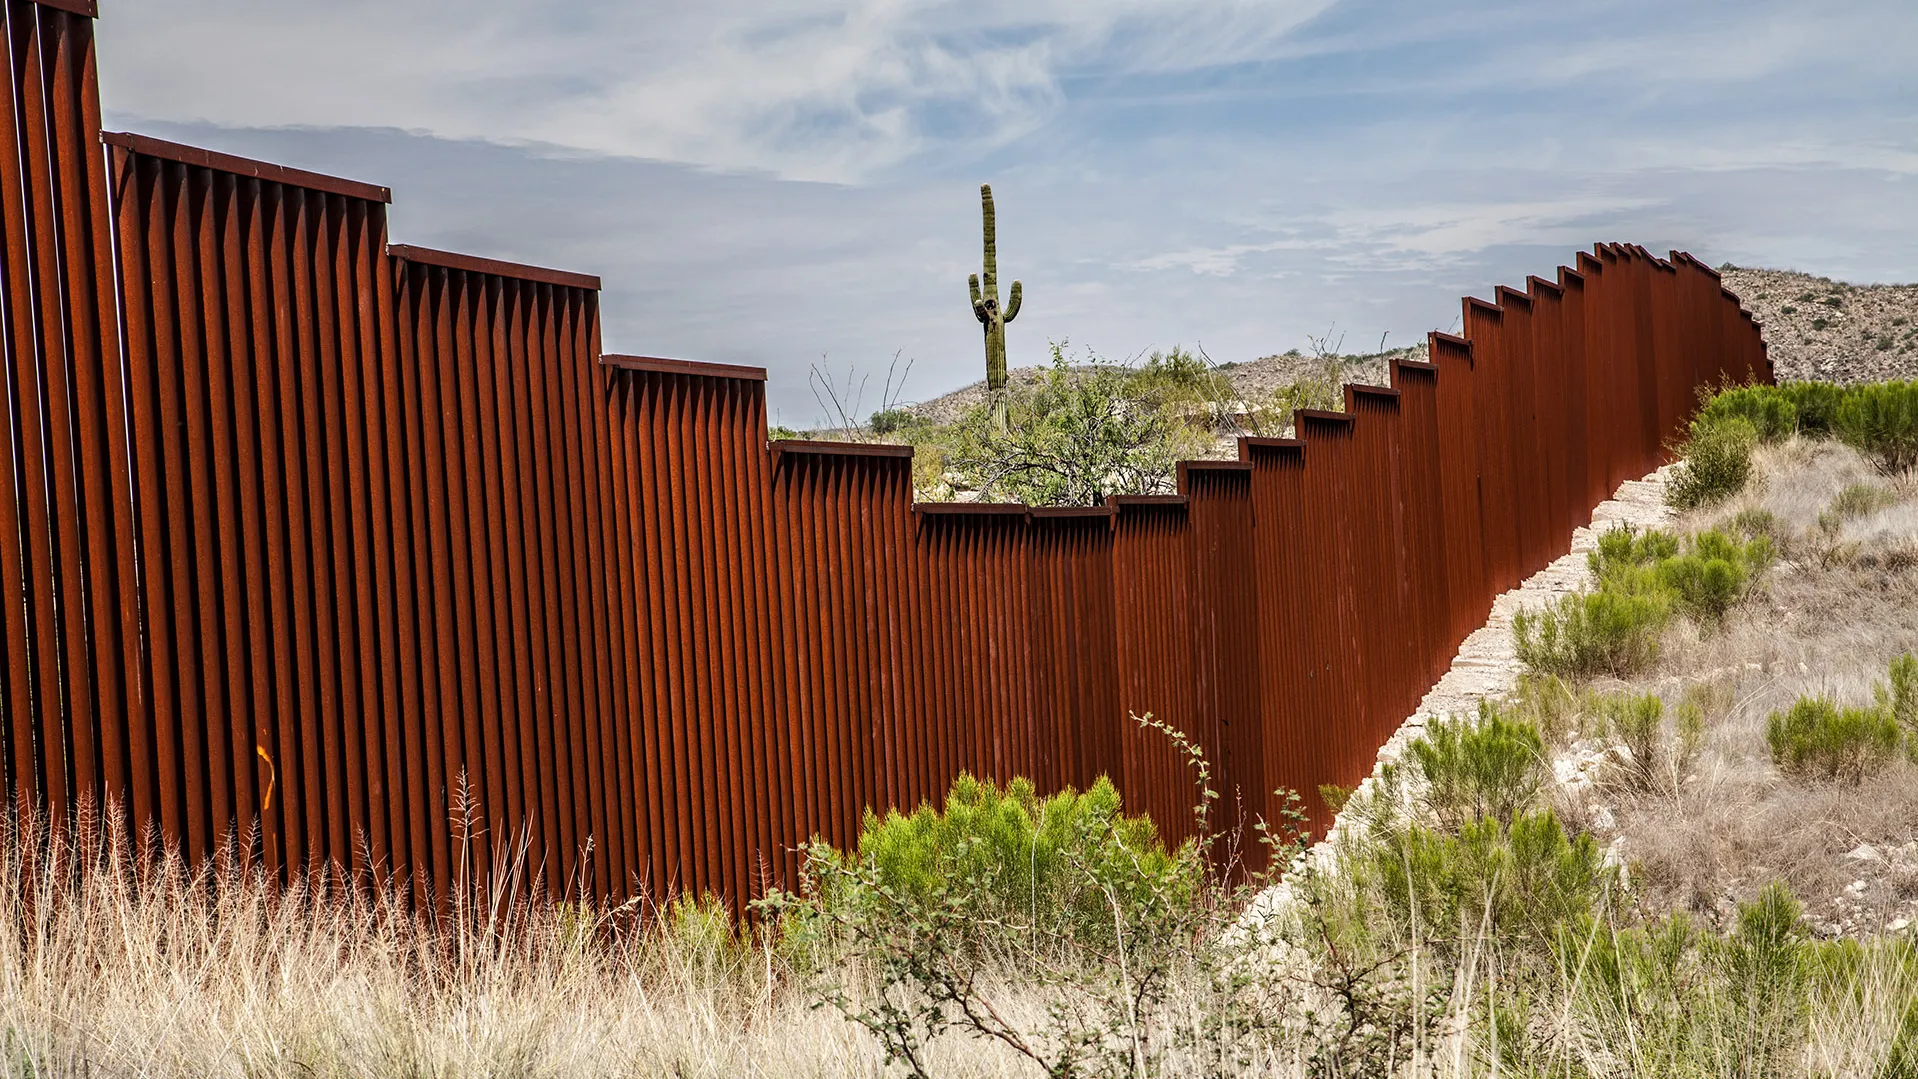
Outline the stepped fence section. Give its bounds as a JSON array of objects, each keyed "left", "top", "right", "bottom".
[{"left": 1, "top": 0, "right": 1770, "bottom": 914}]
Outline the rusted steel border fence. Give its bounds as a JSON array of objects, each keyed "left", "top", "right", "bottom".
[{"left": 2, "top": 0, "right": 1771, "bottom": 913}]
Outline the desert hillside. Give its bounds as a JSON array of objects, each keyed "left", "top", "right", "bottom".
[{"left": 1723, "top": 265, "right": 1918, "bottom": 383}]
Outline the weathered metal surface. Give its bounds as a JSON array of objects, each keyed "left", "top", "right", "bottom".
[{"left": 1, "top": 0, "right": 1774, "bottom": 913}]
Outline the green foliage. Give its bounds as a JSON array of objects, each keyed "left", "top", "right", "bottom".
[
  {"left": 1700, "top": 383, "right": 1797, "bottom": 443},
  {"left": 1783, "top": 380, "right": 1846, "bottom": 436},
  {"left": 944, "top": 341, "right": 1210, "bottom": 505},
  {"left": 1515, "top": 572, "right": 1671, "bottom": 679},
  {"left": 787, "top": 725, "right": 1303, "bottom": 1079},
  {"left": 767, "top": 424, "right": 802, "bottom": 441},
  {"left": 1361, "top": 809, "right": 1611, "bottom": 953},
  {"left": 1517, "top": 526, "right": 1768, "bottom": 681},
  {"left": 1599, "top": 692, "right": 1666, "bottom": 788},
  {"left": 1654, "top": 528, "right": 1772, "bottom": 624},
  {"left": 1766, "top": 695, "right": 1900, "bottom": 783},
  {"left": 1835, "top": 380, "right": 1918, "bottom": 474},
  {"left": 1883, "top": 653, "right": 1918, "bottom": 734},
  {"left": 818, "top": 771, "right": 1188, "bottom": 952},
  {"left": 1822, "top": 481, "right": 1899, "bottom": 537},
  {"left": 1404, "top": 702, "right": 1545, "bottom": 830},
  {"left": 1666, "top": 414, "right": 1757, "bottom": 509},
  {"left": 867, "top": 407, "right": 913, "bottom": 435},
  {"left": 1509, "top": 671, "right": 1579, "bottom": 743},
  {"left": 1718, "top": 883, "right": 1812, "bottom": 1076}
]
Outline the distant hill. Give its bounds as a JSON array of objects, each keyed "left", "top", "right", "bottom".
[{"left": 1722, "top": 266, "right": 1918, "bottom": 383}]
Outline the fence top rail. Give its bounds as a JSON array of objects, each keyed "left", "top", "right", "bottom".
[
  {"left": 1464, "top": 295, "right": 1502, "bottom": 319},
  {"left": 915, "top": 502, "right": 1028, "bottom": 517},
  {"left": 602, "top": 354, "right": 767, "bottom": 381},
  {"left": 1239, "top": 436, "right": 1304, "bottom": 460},
  {"left": 102, "top": 131, "right": 393, "bottom": 204},
  {"left": 1296, "top": 407, "right": 1356, "bottom": 429},
  {"left": 30, "top": 0, "right": 97, "bottom": 18},
  {"left": 1527, "top": 274, "right": 1563, "bottom": 298},
  {"left": 1110, "top": 494, "right": 1188, "bottom": 509},
  {"left": 387, "top": 243, "right": 601, "bottom": 291},
  {"left": 771, "top": 440, "right": 914, "bottom": 466},
  {"left": 1030, "top": 505, "right": 1116, "bottom": 520}
]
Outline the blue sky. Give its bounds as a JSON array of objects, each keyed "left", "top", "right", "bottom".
[{"left": 98, "top": 0, "right": 1916, "bottom": 423}]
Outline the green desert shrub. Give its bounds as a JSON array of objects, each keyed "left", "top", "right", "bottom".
[
  {"left": 1404, "top": 703, "right": 1545, "bottom": 830},
  {"left": 1782, "top": 380, "right": 1846, "bottom": 436},
  {"left": 806, "top": 772, "right": 1189, "bottom": 951},
  {"left": 1834, "top": 380, "right": 1918, "bottom": 474},
  {"left": 1518, "top": 526, "right": 1769, "bottom": 680},
  {"left": 1883, "top": 652, "right": 1918, "bottom": 735},
  {"left": 1699, "top": 383, "right": 1796, "bottom": 443},
  {"left": 1362, "top": 809, "right": 1610, "bottom": 953},
  {"left": 1515, "top": 572, "right": 1671, "bottom": 679},
  {"left": 1653, "top": 528, "right": 1772, "bottom": 624},
  {"left": 1666, "top": 414, "right": 1757, "bottom": 509},
  {"left": 1596, "top": 691, "right": 1666, "bottom": 788},
  {"left": 1766, "top": 695, "right": 1900, "bottom": 784},
  {"left": 944, "top": 341, "right": 1211, "bottom": 505}
]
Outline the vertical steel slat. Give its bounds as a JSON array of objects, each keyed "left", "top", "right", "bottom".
[
  {"left": 307, "top": 192, "right": 362, "bottom": 880},
  {"left": 602, "top": 371, "right": 647, "bottom": 894},
  {"left": 179, "top": 166, "right": 237, "bottom": 856},
  {"left": 327, "top": 195, "right": 383, "bottom": 882},
  {"left": 436, "top": 266, "right": 492, "bottom": 892},
  {"left": 0, "top": 2, "right": 37, "bottom": 820},
  {"left": 10, "top": 2, "right": 75, "bottom": 831},
  {"left": 218, "top": 172, "right": 268, "bottom": 865},
  {"left": 44, "top": 8, "right": 118, "bottom": 822}
]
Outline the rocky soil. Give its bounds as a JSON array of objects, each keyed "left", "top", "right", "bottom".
[{"left": 1722, "top": 265, "right": 1918, "bottom": 383}]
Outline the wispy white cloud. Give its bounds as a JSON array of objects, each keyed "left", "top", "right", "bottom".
[{"left": 98, "top": 0, "right": 1334, "bottom": 181}]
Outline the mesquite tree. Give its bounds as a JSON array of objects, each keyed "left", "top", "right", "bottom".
[{"left": 968, "top": 184, "right": 1022, "bottom": 391}]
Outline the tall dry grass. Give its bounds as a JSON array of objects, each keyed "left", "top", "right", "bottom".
[{"left": 3, "top": 803, "right": 1913, "bottom": 1078}]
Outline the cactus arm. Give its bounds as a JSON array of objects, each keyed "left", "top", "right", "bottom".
[
  {"left": 1004, "top": 280, "right": 1021, "bottom": 323},
  {"left": 970, "top": 273, "right": 988, "bottom": 323}
]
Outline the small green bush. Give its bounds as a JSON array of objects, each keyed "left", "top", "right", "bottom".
[
  {"left": 1405, "top": 703, "right": 1545, "bottom": 830},
  {"left": 1834, "top": 380, "right": 1918, "bottom": 474},
  {"left": 1699, "top": 384, "right": 1796, "bottom": 443},
  {"left": 1781, "top": 380, "right": 1845, "bottom": 436},
  {"left": 811, "top": 772, "right": 1189, "bottom": 950},
  {"left": 1666, "top": 415, "right": 1757, "bottom": 509},
  {"left": 1883, "top": 653, "right": 1918, "bottom": 734},
  {"left": 1589, "top": 524, "right": 1680, "bottom": 581},
  {"left": 1766, "top": 696, "right": 1900, "bottom": 783},
  {"left": 1515, "top": 572, "right": 1671, "bottom": 679},
  {"left": 1519, "top": 526, "right": 1768, "bottom": 680},
  {"left": 1716, "top": 882, "right": 1811, "bottom": 1075},
  {"left": 1597, "top": 691, "right": 1665, "bottom": 788},
  {"left": 1364, "top": 810, "right": 1610, "bottom": 952},
  {"left": 1821, "top": 481, "right": 1897, "bottom": 538},
  {"left": 1653, "top": 528, "right": 1772, "bottom": 624},
  {"left": 867, "top": 408, "right": 913, "bottom": 435}
]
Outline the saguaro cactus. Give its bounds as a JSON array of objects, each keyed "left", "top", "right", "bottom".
[{"left": 968, "top": 184, "right": 1022, "bottom": 391}]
